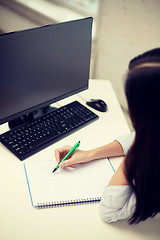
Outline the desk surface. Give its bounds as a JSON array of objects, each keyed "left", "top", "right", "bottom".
[{"left": 0, "top": 80, "right": 159, "bottom": 240}]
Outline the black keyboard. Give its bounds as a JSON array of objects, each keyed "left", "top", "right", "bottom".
[{"left": 0, "top": 101, "right": 99, "bottom": 160}]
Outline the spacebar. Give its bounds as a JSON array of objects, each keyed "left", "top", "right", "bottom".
[{"left": 33, "top": 132, "right": 59, "bottom": 148}]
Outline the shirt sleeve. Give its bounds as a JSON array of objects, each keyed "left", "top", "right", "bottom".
[
  {"left": 99, "top": 185, "right": 136, "bottom": 223},
  {"left": 115, "top": 132, "right": 135, "bottom": 155}
]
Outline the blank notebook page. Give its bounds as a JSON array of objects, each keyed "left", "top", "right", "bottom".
[{"left": 24, "top": 158, "right": 114, "bottom": 208}]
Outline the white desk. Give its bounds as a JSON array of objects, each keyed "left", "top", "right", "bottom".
[{"left": 0, "top": 80, "right": 159, "bottom": 240}]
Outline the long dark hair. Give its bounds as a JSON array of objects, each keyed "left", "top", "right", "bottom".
[{"left": 124, "top": 48, "right": 160, "bottom": 224}]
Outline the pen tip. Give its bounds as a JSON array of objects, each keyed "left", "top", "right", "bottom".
[{"left": 52, "top": 168, "right": 56, "bottom": 173}]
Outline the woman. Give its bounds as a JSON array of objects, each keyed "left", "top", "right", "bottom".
[{"left": 55, "top": 48, "right": 160, "bottom": 224}]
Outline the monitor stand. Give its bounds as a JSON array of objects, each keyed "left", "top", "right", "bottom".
[{"left": 8, "top": 105, "right": 57, "bottom": 129}]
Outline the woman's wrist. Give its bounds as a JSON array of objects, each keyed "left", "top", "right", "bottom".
[
  {"left": 86, "top": 148, "right": 107, "bottom": 162},
  {"left": 86, "top": 149, "right": 98, "bottom": 162}
]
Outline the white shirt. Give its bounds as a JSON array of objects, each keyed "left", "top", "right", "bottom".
[{"left": 99, "top": 132, "right": 136, "bottom": 223}]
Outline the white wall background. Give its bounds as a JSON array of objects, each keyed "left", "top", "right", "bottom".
[
  {"left": 95, "top": 0, "right": 160, "bottom": 110},
  {"left": 0, "top": 0, "right": 160, "bottom": 114}
]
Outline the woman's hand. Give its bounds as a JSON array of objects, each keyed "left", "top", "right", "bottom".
[{"left": 55, "top": 145, "right": 91, "bottom": 168}]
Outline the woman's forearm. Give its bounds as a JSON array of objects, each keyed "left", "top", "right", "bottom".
[
  {"left": 87, "top": 140, "right": 125, "bottom": 161},
  {"left": 108, "top": 159, "right": 129, "bottom": 186}
]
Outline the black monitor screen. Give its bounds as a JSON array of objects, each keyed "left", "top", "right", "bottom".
[{"left": 0, "top": 17, "right": 93, "bottom": 125}]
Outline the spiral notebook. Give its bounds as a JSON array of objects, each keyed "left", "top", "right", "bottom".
[{"left": 24, "top": 158, "right": 114, "bottom": 208}]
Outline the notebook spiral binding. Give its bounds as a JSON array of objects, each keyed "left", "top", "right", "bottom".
[{"left": 36, "top": 197, "right": 101, "bottom": 209}]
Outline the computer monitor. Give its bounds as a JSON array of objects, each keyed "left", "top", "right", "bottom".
[{"left": 0, "top": 17, "right": 93, "bottom": 128}]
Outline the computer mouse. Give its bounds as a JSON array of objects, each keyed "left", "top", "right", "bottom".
[{"left": 86, "top": 99, "right": 108, "bottom": 112}]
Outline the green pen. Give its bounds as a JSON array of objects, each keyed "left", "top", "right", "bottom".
[{"left": 52, "top": 141, "right": 80, "bottom": 173}]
